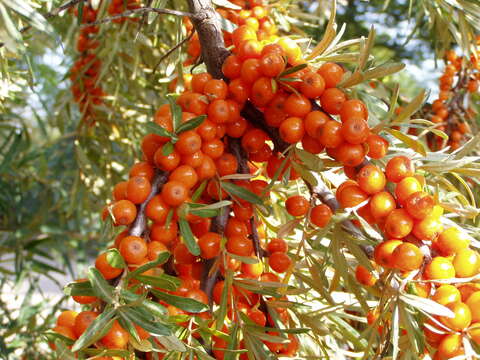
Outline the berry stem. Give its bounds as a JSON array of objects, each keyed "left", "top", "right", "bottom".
[{"left": 128, "top": 170, "right": 168, "bottom": 237}]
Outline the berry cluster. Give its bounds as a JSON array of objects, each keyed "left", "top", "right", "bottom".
[
  {"left": 428, "top": 43, "right": 479, "bottom": 151},
  {"left": 69, "top": 0, "right": 141, "bottom": 125},
  {"left": 51, "top": 0, "right": 478, "bottom": 359},
  {"left": 342, "top": 156, "right": 480, "bottom": 359}
]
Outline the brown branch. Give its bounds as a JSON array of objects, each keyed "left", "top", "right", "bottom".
[
  {"left": 129, "top": 170, "right": 168, "bottom": 237},
  {"left": 0, "top": 0, "right": 85, "bottom": 48},
  {"left": 153, "top": 31, "right": 196, "bottom": 74},
  {"left": 80, "top": 7, "right": 193, "bottom": 28},
  {"left": 187, "top": 0, "right": 230, "bottom": 79},
  {"left": 186, "top": 0, "right": 231, "bottom": 305}
]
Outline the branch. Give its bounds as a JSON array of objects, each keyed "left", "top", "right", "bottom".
[
  {"left": 0, "top": 0, "right": 85, "bottom": 49},
  {"left": 187, "top": 0, "right": 230, "bottom": 79},
  {"left": 80, "top": 7, "right": 193, "bottom": 28},
  {"left": 129, "top": 170, "right": 169, "bottom": 237},
  {"left": 153, "top": 31, "right": 196, "bottom": 74}
]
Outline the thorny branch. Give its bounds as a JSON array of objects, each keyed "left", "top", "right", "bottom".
[{"left": 80, "top": 7, "right": 194, "bottom": 28}]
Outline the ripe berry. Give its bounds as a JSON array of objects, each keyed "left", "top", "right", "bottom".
[
  {"left": 385, "top": 156, "right": 414, "bottom": 183},
  {"left": 284, "top": 94, "right": 312, "bottom": 118},
  {"left": 161, "top": 181, "right": 188, "bottom": 207},
  {"left": 300, "top": 72, "right": 325, "bottom": 98},
  {"left": 285, "top": 195, "right": 309, "bottom": 217},
  {"left": 404, "top": 191, "right": 434, "bottom": 220},
  {"left": 357, "top": 164, "right": 386, "bottom": 194},
  {"left": 337, "top": 184, "right": 368, "bottom": 209},
  {"left": 392, "top": 242, "right": 423, "bottom": 271},
  {"left": 126, "top": 176, "right": 151, "bottom": 204},
  {"left": 373, "top": 239, "right": 402, "bottom": 268},
  {"left": 111, "top": 200, "right": 137, "bottom": 226},
  {"left": 317, "top": 62, "right": 344, "bottom": 88},
  {"left": 423, "top": 256, "right": 455, "bottom": 280},
  {"left": 384, "top": 209, "right": 413, "bottom": 239},
  {"left": 341, "top": 118, "right": 370, "bottom": 145},
  {"left": 310, "top": 204, "right": 333, "bottom": 228},
  {"left": 269, "top": 252, "right": 291, "bottom": 273},
  {"left": 432, "top": 284, "right": 461, "bottom": 306},
  {"left": 267, "top": 238, "right": 288, "bottom": 253},
  {"left": 355, "top": 265, "right": 377, "bottom": 286},
  {"left": 366, "top": 134, "right": 389, "bottom": 159},
  {"left": 435, "top": 227, "right": 470, "bottom": 256},
  {"left": 369, "top": 191, "right": 395, "bottom": 219},
  {"left": 227, "top": 235, "right": 253, "bottom": 256},
  {"left": 320, "top": 88, "right": 346, "bottom": 115},
  {"left": 339, "top": 99, "right": 368, "bottom": 122},
  {"left": 453, "top": 248, "right": 480, "bottom": 278},
  {"left": 198, "top": 232, "right": 221, "bottom": 260},
  {"left": 119, "top": 236, "right": 147, "bottom": 265},
  {"left": 440, "top": 302, "right": 471, "bottom": 331},
  {"left": 279, "top": 117, "right": 305, "bottom": 144}
]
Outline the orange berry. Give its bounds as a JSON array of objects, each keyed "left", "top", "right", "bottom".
[
  {"left": 113, "top": 181, "right": 128, "bottom": 201},
  {"left": 366, "top": 134, "right": 389, "bottom": 159},
  {"left": 279, "top": 117, "right": 305, "bottom": 144},
  {"left": 432, "top": 284, "right": 461, "bottom": 306},
  {"left": 384, "top": 209, "right": 413, "bottom": 239},
  {"left": 436, "top": 334, "right": 463, "bottom": 359},
  {"left": 198, "top": 232, "right": 221, "bottom": 260},
  {"left": 453, "top": 248, "right": 480, "bottom": 278},
  {"left": 424, "top": 256, "right": 455, "bottom": 280},
  {"left": 369, "top": 191, "right": 395, "bottom": 219},
  {"left": 392, "top": 242, "right": 423, "bottom": 271},
  {"left": 300, "top": 72, "right": 325, "bottom": 98},
  {"left": 466, "top": 291, "right": 480, "bottom": 322},
  {"left": 111, "top": 200, "right": 137, "bottom": 226},
  {"left": 355, "top": 265, "right": 377, "bottom": 286},
  {"left": 394, "top": 177, "right": 422, "bottom": 205},
  {"left": 435, "top": 227, "right": 470, "bottom": 256},
  {"left": 100, "top": 320, "right": 129, "bottom": 349},
  {"left": 119, "top": 236, "right": 148, "bottom": 265},
  {"left": 95, "top": 252, "right": 123, "bottom": 280},
  {"left": 57, "top": 310, "right": 78, "bottom": 329},
  {"left": 373, "top": 239, "right": 403, "bottom": 268},
  {"left": 386, "top": 156, "right": 414, "bottom": 183},
  {"left": 412, "top": 216, "right": 443, "bottom": 241},
  {"left": 357, "top": 164, "right": 386, "bottom": 194},
  {"left": 284, "top": 94, "right": 312, "bottom": 118},
  {"left": 129, "top": 161, "right": 155, "bottom": 181},
  {"left": 339, "top": 99, "right": 368, "bottom": 122},
  {"left": 404, "top": 191, "right": 434, "bottom": 220},
  {"left": 260, "top": 52, "right": 285, "bottom": 77},
  {"left": 227, "top": 235, "right": 253, "bottom": 257},
  {"left": 310, "top": 204, "right": 333, "bottom": 228},
  {"left": 73, "top": 311, "right": 99, "bottom": 338},
  {"left": 341, "top": 118, "right": 370, "bottom": 145},
  {"left": 72, "top": 279, "right": 97, "bottom": 305},
  {"left": 335, "top": 142, "right": 366, "bottom": 167},
  {"left": 337, "top": 184, "right": 368, "bottom": 209},
  {"left": 440, "top": 302, "right": 471, "bottom": 331},
  {"left": 304, "top": 110, "right": 329, "bottom": 139},
  {"left": 269, "top": 252, "right": 291, "bottom": 273},
  {"left": 320, "top": 88, "right": 347, "bottom": 115},
  {"left": 161, "top": 181, "right": 188, "bottom": 207},
  {"left": 319, "top": 120, "right": 343, "bottom": 148},
  {"left": 126, "top": 176, "right": 151, "bottom": 204},
  {"left": 147, "top": 241, "right": 168, "bottom": 261},
  {"left": 317, "top": 62, "right": 344, "bottom": 88}
]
